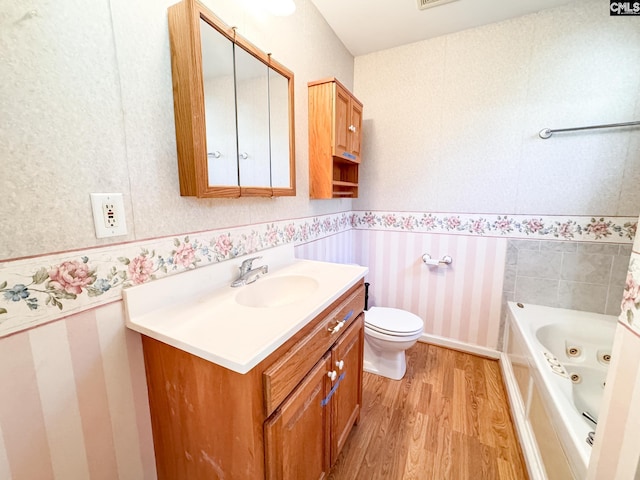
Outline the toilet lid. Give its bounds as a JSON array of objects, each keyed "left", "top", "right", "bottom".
[{"left": 365, "top": 307, "right": 424, "bottom": 336}]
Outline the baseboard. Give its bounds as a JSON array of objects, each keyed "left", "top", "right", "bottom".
[{"left": 418, "top": 333, "right": 500, "bottom": 359}]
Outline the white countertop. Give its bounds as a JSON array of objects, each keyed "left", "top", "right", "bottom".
[{"left": 123, "top": 244, "right": 368, "bottom": 374}]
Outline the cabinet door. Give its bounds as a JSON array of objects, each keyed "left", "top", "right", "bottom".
[
  {"left": 348, "top": 100, "right": 363, "bottom": 163},
  {"left": 265, "top": 354, "right": 331, "bottom": 480},
  {"left": 330, "top": 315, "right": 364, "bottom": 464},
  {"left": 333, "top": 84, "right": 351, "bottom": 158}
]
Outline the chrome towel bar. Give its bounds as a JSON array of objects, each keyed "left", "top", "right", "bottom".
[{"left": 539, "top": 120, "right": 640, "bottom": 139}]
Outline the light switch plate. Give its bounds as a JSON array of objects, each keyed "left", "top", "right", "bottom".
[{"left": 90, "top": 193, "right": 128, "bottom": 238}]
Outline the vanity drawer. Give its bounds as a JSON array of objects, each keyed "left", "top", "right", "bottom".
[{"left": 263, "top": 283, "right": 365, "bottom": 416}]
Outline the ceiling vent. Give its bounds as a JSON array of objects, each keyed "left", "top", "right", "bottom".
[{"left": 417, "top": 0, "right": 459, "bottom": 10}]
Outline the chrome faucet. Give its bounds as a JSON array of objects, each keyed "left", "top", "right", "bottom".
[{"left": 231, "top": 256, "right": 268, "bottom": 287}]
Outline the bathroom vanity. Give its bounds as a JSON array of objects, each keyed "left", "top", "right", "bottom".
[{"left": 124, "top": 246, "right": 367, "bottom": 479}]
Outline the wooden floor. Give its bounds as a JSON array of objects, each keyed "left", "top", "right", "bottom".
[{"left": 328, "top": 343, "right": 529, "bottom": 480}]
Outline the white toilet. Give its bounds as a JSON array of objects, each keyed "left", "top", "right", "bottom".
[{"left": 363, "top": 307, "right": 424, "bottom": 380}]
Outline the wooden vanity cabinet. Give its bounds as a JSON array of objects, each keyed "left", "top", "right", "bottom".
[
  {"left": 308, "top": 78, "right": 363, "bottom": 199},
  {"left": 141, "top": 280, "right": 365, "bottom": 480}
]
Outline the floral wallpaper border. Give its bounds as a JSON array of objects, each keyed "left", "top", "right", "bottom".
[
  {"left": 1, "top": 210, "right": 637, "bottom": 338},
  {"left": 620, "top": 222, "right": 640, "bottom": 336},
  {"left": 351, "top": 211, "right": 637, "bottom": 242}
]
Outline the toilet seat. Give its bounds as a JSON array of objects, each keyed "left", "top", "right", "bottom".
[{"left": 365, "top": 307, "right": 423, "bottom": 337}]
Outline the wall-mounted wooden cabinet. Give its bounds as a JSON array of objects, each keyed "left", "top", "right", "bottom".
[
  {"left": 308, "top": 78, "right": 363, "bottom": 199},
  {"left": 168, "top": 0, "right": 296, "bottom": 198}
]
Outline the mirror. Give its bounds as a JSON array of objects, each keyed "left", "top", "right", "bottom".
[
  {"left": 200, "top": 18, "right": 238, "bottom": 187},
  {"left": 235, "top": 45, "right": 270, "bottom": 190},
  {"left": 168, "top": 0, "right": 296, "bottom": 198},
  {"left": 269, "top": 67, "right": 293, "bottom": 190}
]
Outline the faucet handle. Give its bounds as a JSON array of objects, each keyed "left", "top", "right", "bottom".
[{"left": 239, "top": 256, "right": 262, "bottom": 273}]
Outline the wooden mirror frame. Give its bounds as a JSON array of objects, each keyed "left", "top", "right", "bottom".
[{"left": 168, "top": 0, "right": 296, "bottom": 198}]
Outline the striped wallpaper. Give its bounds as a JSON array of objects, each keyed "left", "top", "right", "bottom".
[
  {"left": 294, "top": 230, "right": 355, "bottom": 264},
  {"left": 0, "top": 303, "right": 156, "bottom": 480},
  {"left": 352, "top": 230, "right": 507, "bottom": 349}
]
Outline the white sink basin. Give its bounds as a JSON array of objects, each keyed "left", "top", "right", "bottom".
[{"left": 234, "top": 275, "right": 319, "bottom": 308}]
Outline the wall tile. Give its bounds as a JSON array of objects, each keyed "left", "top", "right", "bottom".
[
  {"left": 514, "top": 276, "right": 559, "bottom": 306},
  {"left": 560, "top": 253, "right": 613, "bottom": 284},
  {"left": 540, "top": 240, "right": 578, "bottom": 252},
  {"left": 612, "top": 255, "right": 631, "bottom": 287},
  {"left": 578, "top": 243, "right": 621, "bottom": 255},
  {"left": 504, "top": 239, "right": 631, "bottom": 317},
  {"left": 511, "top": 240, "right": 541, "bottom": 251},
  {"left": 606, "top": 284, "right": 624, "bottom": 317},
  {"left": 506, "top": 243, "right": 519, "bottom": 265},
  {"left": 620, "top": 244, "right": 633, "bottom": 256},
  {"left": 503, "top": 291, "right": 516, "bottom": 303},
  {"left": 517, "top": 250, "right": 562, "bottom": 279},
  {"left": 503, "top": 264, "right": 517, "bottom": 293},
  {"left": 557, "top": 281, "right": 608, "bottom": 313}
]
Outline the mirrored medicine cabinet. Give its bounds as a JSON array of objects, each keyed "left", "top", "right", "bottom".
[{"left": 168, "top": 0, "right": 296, "bottom": 198}]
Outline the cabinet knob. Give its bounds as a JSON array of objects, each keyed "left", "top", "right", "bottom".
[
  {"left": 239, "top": 152, "right": 249, "bottom": 159},
  {"left": 336, "top": 360, "right": 344, "bottom": 371},
  {"left": 327, "top": 370, "right": 337, "bottom": 381},
  {"left": 348, "top": 125, "right": 356, "bottom": 132}
]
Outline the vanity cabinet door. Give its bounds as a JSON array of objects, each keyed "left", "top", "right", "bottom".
[
  {"left": 265, "top": 354, "right": 331, "bottom": 480},
  {"left": 330, "top": 315, "right": 363, "bottom": 464}
]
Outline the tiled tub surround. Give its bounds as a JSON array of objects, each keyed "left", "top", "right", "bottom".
[{"left": 503, "top": 240, "right": 631, "bottom": 316}]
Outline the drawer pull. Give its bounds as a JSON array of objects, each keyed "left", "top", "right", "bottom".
[
  {"left": 336, "top": 360, "right": 344, "bottom": 371},
  {"left": 327, "top": 370, "right": 337, "bottom": 381},
  {"left": 328, "top": 321, "right": 345, "bottom": 334},
  {"left": 328, "top": 309, "right": 355, "bottom": 334}
]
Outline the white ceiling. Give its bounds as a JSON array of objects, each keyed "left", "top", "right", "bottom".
[{"left": 309, "top": 0, "right": 576, "bottom": 56}]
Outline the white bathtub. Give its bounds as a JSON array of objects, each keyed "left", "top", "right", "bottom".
[{"left": 502, "top": 302, "right": 617, "bottom": 479}]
